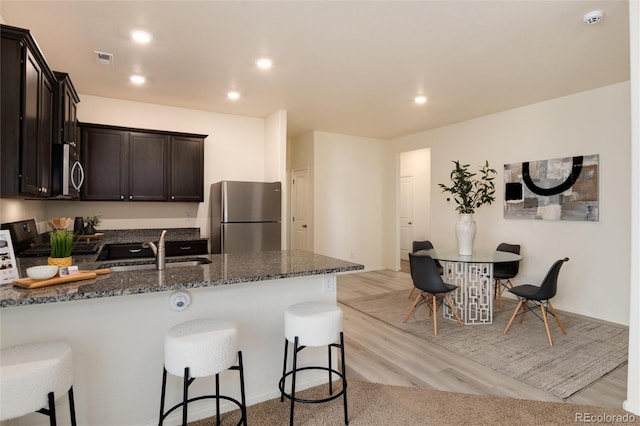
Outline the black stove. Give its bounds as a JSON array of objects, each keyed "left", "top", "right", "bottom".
[
  {"left": 19, "top": 242, "right": 100, "bottom": 257},
  {"left": 0, "top": 218, "right": 100, "bottom": 257}
]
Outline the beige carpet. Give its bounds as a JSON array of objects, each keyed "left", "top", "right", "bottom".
[
  {"left": 341, "top": 290, "right": 628, "bottom": 399},
  {"left": 190, "top": 380, "right": 635, "bottom": 425}
]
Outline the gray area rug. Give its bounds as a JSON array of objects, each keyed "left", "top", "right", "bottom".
[
  {"left": 190, "top": 380, "right": 635, "bottom": 425},
  {"left": 341, "top": 290, "right": 628, "bottom": 399}
]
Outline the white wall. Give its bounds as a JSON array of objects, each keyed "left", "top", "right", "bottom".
[
  {"left": 313, "top": 131, "right": 393, "bottom": 270},
  {"left": 392, "top": 82, "right": 631, "bottom": 325},
  {"left": 264, "top": 110, "right": 288, "bottom": 248},
  {"left": 624, "top": 0, "right": 639, "bottom": 416}
]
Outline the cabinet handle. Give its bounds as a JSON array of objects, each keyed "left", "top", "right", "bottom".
[
  {"left": 71, "top": 161, "right": 84, "bottom": 191},
  {"left": 128, "top": 248, "right": 142, "bottom": 253},
  {"left": 129, "top": 195, "right": 133, "bottom": 200},
  {"left": 120, "top": 195, "right": 125, "bottom": 200},
  {"left": 171, "top": 196, "right": 175, "bottom": 200},
  {"left": 179, "top": 246, "right": 192, "bottom": 250}
]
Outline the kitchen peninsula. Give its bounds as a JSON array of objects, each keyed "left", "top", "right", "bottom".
[{"left": 0, "top": 248, "right": 363, "bottom": 425}]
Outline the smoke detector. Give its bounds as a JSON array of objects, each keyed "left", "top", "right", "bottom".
[
  {"left": 94, "top": 51, "right": 114, "bottom": 66},
  {"left": 583, "top": 10, "right": 604, "bottom": 25}
]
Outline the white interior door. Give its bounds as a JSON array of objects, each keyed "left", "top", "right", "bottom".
[
  {"left": 291, "top": 168, "right": 309, "bottom": 251},
  {"left": 400, "top": 176, "right": 414, "bottom": 260}
]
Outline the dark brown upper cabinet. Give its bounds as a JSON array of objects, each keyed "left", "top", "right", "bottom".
[
  {"left": 128, "top": 131, "right": 168, "bottom": 201},
  {"left": 170, "top": 136, "right": 205, "bottom": 202},
  {"left": 1, "top": 25, "right": 56, "bottom": 197},
  {"left": 53, "top": 71, "right": 80, "bottom": 146},
  {"left": 80, "top": 125, "right": 129, "bottom": 201},
  {"left": 50, "top": 71, "right": 82, "bottom": 199},
  {"left": 79, "top": 123, "right": 206, "bottom": 202}
]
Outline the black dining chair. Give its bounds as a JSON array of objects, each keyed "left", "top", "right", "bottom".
[
  {"left": 493, "top": 243, "right": 521, "bottom": 312},
  {"left": 503, "top": 258, "right": 569, "bottom": 347},
  {"left": 403, "top": 254, "right": 463, "bottom": 336},
  {"left": 407, "top": 240, "right": 443, "bottom": 299}
]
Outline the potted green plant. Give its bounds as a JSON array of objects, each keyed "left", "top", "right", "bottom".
[
  {"left": 83, "top": 215, "right": 102, "bottom": 235},
  {"left": 48, "top": 230, "right": 75, "bottom": 267},
  {"left": 439, "top": 160, "right": 496, "bottom": 255}
]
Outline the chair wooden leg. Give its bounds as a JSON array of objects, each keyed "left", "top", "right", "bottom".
[
  {"left": 504, "top": 300, "right": 523, "bottom": 334},
  {"left": 444, "top": 294, "right": 463, "bottom": 328},
  {"left": 407, "top": 287, "right": 415, "bottom": 299},
  {"left": 547, "top": 302, "right": 567, "bottom": 335},
  {"left": 518, "top": 300, "right": 529, "bottom": 324},
  {"left": 432, "top": 294, "right": 438, "bottom": 336},
  {"left": 540, "top": 304, "right": 554, "bottom": 347},
  {"left": 403, "top": 294, "right": 422, "bottom": 323}
]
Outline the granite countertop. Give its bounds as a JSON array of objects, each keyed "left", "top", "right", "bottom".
[{"left": 0, "top": 250, "right": 364, "bottom": 308}]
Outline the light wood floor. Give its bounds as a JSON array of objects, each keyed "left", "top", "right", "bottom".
[{"left": 337, "top": 269, "right": 628, "bottom": 409}]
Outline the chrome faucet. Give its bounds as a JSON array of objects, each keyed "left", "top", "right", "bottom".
[{"left": 143, "top": 230, "right": 167, "bottom": 270}]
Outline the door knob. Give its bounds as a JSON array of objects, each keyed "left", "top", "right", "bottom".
[{"left": 302, "top": 225, "right": 307, "bottom": 228}]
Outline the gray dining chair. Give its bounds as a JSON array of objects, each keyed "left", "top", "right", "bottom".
[
  {"left": 493, "top": 243, "right": 521, "bottom": 312},
  {"left": 503, "top": 258, "right": 569, "bottom": 347},
  {"left": 404, "top": 254, "right": 463, "bottom": 336},
  {"left": 407, "top": 240, "right": 443, "bottom": 299}
]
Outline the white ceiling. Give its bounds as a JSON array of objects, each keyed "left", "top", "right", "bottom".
[{"left": 0, "top": 1, "right": 630, "bottom": 140}]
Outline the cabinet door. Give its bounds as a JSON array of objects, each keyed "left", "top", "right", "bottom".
[
  {"left": 81, "top": 127, "right": 128, "bottom": 200},
  {"left": 20, "top": 49, "right": 42, "bottom": 195},
  {"left": 129, "top": 132, "right": 168, "bottom": 201},
  {"left": 169, "top": 136, "right": 204, "bottom": 202},
  {"left": 20, "top": 49, "right": 53, "bottom": 196},
  {"left": 38, "top": 74, "right": 54, "bottom": 195},
  {"left": 1, "top": 37, "right": 22, "bottom": 196}
]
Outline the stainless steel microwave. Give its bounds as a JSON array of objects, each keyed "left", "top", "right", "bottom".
[{"left": 51, "top": 142, "right": 84, "bottom": 198}]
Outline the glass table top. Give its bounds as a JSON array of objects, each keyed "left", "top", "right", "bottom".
[{"left": 414, "top": 249, "right": 522, "bottom": 263}]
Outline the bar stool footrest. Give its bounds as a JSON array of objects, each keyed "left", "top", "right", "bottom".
[
  {"left": 160, "top": 394, "right": 246, "bottom": 426},
  {"left": 279, "top": 366, "right": 347, "bottom": 404}
]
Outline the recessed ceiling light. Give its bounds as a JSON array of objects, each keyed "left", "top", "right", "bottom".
[
  {"left": 256, "top": 58, "right": 273, "bottom": 70},
  {"left": 130, "top": 75, "right": 146, "bottom": 85},
  {"left": 414, "top": 95, "right": 427, "bottom": 105},
  {"left": 227, "top": 91, "right": 240, "bottom": 100},
  {"left": 583, "top": 10, "right": 604, "bottom": 25},
  {"left": 131, "top": 30, "right": 152, "bottom": 44}
]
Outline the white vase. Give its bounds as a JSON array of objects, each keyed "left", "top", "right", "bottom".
[{"left": 455, "top": 213, "right": 477, "bottom": 255}]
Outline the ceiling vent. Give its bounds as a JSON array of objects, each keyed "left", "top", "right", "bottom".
[
  {"left": 583, "top": 10, "right": 604, "bottom": 25},
  {"left": 94, "top": 51, "right": 114, "bottom": 66}
]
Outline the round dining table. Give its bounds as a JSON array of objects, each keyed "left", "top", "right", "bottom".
[{"left": 414, "top": 249, "right": 522, "bottom": 325}]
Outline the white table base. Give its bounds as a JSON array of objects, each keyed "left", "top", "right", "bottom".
[{"left": 442, "top": 261, "right": 494, "bottom": 324}]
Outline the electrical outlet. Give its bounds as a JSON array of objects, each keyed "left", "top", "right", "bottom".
[{"left": 323, "top": 275, "right": 336, "bottom": 293}]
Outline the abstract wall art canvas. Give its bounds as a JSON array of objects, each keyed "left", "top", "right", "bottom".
[{"left": 503, "top": 154, "right": 599, "bottom": 221}]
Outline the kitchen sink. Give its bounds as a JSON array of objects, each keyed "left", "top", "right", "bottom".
[{"left": 101, "top": 258, "right": 211, "bottom": 272}]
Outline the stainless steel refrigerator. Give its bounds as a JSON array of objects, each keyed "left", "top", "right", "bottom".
[{"left": 210, "top": 181, "right": 282, "bottom": 254}]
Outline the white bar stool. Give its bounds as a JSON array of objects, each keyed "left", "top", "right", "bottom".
[
  {"left": 279, "top": 302, "right": 348, "bottom": 425},
  {"left": 159, "top": 319, "right": 247, "bottom": 426},
  {"left": 0, "top": 341, "right": 77, "bottom": 426}
]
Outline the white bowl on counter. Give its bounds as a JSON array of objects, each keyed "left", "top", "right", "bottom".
[{"left": 26, "top": 265, "right": 59, "bottom": 280}]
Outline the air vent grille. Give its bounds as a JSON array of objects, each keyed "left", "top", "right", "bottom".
[{"left": 94, "top": 51, "right": 114, "bottom": 66}]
